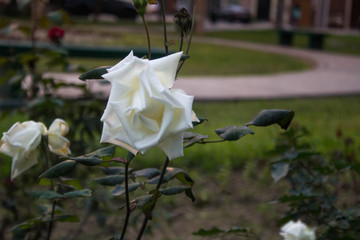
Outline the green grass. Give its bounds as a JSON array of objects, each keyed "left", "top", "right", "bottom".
[
  {"left": 68, "top": 42, "right": 310, "bottom": 76},
  {"left": 205, "top": 29, "right": 360, "bottom": 56},
  {"left": 126, "top": 96, "right": 360, "bottom": 171}
]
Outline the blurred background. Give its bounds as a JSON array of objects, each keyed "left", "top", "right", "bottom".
[{"left": 1, "top": 0, "right": 360, "bottom": 240}]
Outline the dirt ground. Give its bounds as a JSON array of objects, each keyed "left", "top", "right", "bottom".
[{"left": 48, "top": 171, "right": 289, "bottom": 240}]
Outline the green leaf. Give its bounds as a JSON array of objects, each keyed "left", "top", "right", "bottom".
[
  {"left": 86, "top": 145, "right": 116, "bottom": 158},
  {"left": 11, "top": 218, "right": 43, "bottom": 232},
  {"left": 132, "top": 191, "right": 161, "bottom": 219},
  {"left": 277, "top": 194, "right": 311, "bottom": 203},
  {"left": 180, "top": 54, "right": 190, "bottom": 61},
  {"left": 60, "top": 178, "right": 83, "bottom": 190},
  {"left": 247, "top": 109, "right": 294, "bottom": 130},
  {"left": 111, "top": 183, "right": 141, "bottom": 196},
  {"left": 193, "top": 117, "right": 207, "bottom": 127},
  {"left": 160, "top": 186, "right": 196, "bottom": 202},
  {"left": 95, "top": 175, "right": 125, "bottom": 186},
  {"left": 63, "top": 189, "right": 92, "bottom": 198},
  {"left": 271, "top": 162, "right": 289, "bottom": 183},
  {"left": 215, "top": 125, "right": 254, "bottom": 141},
  {"left": 39, "top": 160, "right": 77, "bottom": 178},
  {"left": 183, "top": 132, "right": 208, "bottom": 147},
  {"left": 79, "top": 67, "right": 110, "bottom": 80},
  {"left": 132, "top": 168, "right": 160, "bottom": 179},
  {"left": 100, "top": 167, "right": 126, "bottom": 175},
  {"left": 52, "top": 214, "right": 79, "bottom": 223},
  {"left": 28, "top": 191, "right": 63, "bottom": 200},
  {"left": 66, "top": 157, "right": 103, "bottom": 166},
  {"left": 147, "top": 168, "right": 194, "bottom": 186}
]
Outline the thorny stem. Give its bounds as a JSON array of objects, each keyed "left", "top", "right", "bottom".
[
  {"left": 136, "top": 157, "right": 170, "bottom": 240},
  {"left": 159, "top": 0, "right": 168, "bottom": 55},
  {"left": 141, "top": 15, "right": 151, "bottom": 60},
  {"left": 120, "top": 158, "right": 131, "bottom": 240}
]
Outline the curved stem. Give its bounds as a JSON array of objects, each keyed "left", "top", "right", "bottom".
[
  {"left": 159, "top": 0, "right": 168, "bottom": 55},
  {"left": 141, "top": 15, "right": 151, "bottom": 60},
  {"left": 136, "top": 157, "right": 169, "bottom": 240},
  {"left": 120, "top": 160, "right": 131, "bottom": 240}
]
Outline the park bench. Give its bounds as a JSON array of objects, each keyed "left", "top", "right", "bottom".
[
  {"left": 278, "top": 29, "right": 326, "bottom": 50},
  {"left": 0, "top": 40, "right": 165, "bottom": 59}
]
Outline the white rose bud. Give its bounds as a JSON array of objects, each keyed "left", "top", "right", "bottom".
[
  {"left": 0, "top": 121, "right": 46, "bottom": 180},
  {"left": 280, "top": 220, "right": 316, "bottom": 240},
  {"left": 100, "top": 51, "right": 194, "bottom": 160},
  {"left": 45, "top": 118, "right": 71, "bottom": 156}
]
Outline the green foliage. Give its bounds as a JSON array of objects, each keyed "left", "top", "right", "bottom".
[
  {"left": 270, "top": 125, "right": 360, "bottom": 239},
  {"left": 79, "top": 66, "right": 109, "bottom": 80}
]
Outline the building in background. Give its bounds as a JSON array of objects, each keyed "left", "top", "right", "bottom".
[{"left": 192, "top": 0, "right": 360, "bottom": 30}]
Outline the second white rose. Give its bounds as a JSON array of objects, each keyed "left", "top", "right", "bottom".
[{"left": 100, "top": 51, "right": 194, "bottom": 159}]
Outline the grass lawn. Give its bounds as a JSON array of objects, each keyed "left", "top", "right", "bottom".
[
  {"left": 205, "top": 29, "right": 360, "bottom": 56},
  {"left": 68, "top": 41, "right": 310, "bottom": 76},
  {"left": 114, "top": 95, "right": 360, "bottom": 173}
]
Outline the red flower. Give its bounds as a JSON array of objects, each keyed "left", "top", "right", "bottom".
[{"left": 48, "top": 27, "right": 65, "bottom": 44}]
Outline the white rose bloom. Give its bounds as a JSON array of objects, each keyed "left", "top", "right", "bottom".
[
  {"left": 0, "top": 121, "right": 46, "bottom": 180},
  {"left": 280, "top": 220, "right": 315, "bottom": 240},
  {"left": 45, "top": 118, "right": 71, "bottom": 156},
  {"left": 100, "top": 51, "right": 194, "bottom": 159}
]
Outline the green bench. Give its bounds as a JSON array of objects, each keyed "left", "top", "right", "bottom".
[
  {"left": 278, "top": 29, "right": 326, "bottom": 50},
  {"left": 0, "top": 40, "right": 166, "bottom": 59}
]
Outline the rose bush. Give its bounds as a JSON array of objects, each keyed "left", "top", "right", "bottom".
[
  {"left": 280, "top": 220, "right": 315, "bottom": 240},
  {"left": 0, "top": 119, "right": 71, "bottom": 179},
  {"left": 100, "top": 51, "right": 195, "bottom": 159}
]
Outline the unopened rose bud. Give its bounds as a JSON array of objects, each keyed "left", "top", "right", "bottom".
[
  {"left": 174, "top": 8, "right": 192, "bottom": 37},
  {"left": 133, "top": 0, "right": 147, "bottom": 16}
]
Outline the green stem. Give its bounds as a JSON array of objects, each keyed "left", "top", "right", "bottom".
[
  {"left": 40, "top": 136, "right": 56, "bottom": 240},
  {"left": 120, "top": 159, "right": 131, "bottom": 240},
  {"left": 179, "top": 31, "right": 184, "bottom": 52},
  {"left": 159, "top": 0, "right": 168, "bottom": 55},
  {"left": 141, "top": 15, "right": 151, "bottom": 60},
  {"left": 136, "top": 157, "right": 169, "bottom": 240},
  {"left": 176, "top": 8, "right": 196, "bottom": 76},
  {"left": 46, "top": 201, "right": 56, "bottom": 240}
]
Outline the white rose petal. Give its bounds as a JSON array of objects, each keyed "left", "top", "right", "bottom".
[
  {"left": 100, "top": 51, "right": 194, "bottom": 159},
  {"left": 0, "top": 121, "right": 45, "bottom": 180},
  {"left": 46, "top": 118, "right": 71, "bottom": 156},
  {"left": 280, "top": 220, "right": 316, "bottom": 240}
]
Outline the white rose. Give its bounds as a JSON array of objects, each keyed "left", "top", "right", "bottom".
[
  {"left": 100, "top": 51, "right": 194, "bottom": 159},
  {"left": 0, "top": 119, "right": 71, "bottom": 180},
  {"left": 45, "top": 118, "right": 71, "bottom": 156},
  {"left": 0, "top": 121, "right": 46, "bottom": 180},
  {"left": 280, "top": 220, "right": 315, "bottom": 240}
]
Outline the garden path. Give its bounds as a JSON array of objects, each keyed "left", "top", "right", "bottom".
[
  {"left": 173, "top": 37, "right": 360, "bottom": 100},
  {"left": 49, "top": 37, "right": 360, "bottom": 100}
]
